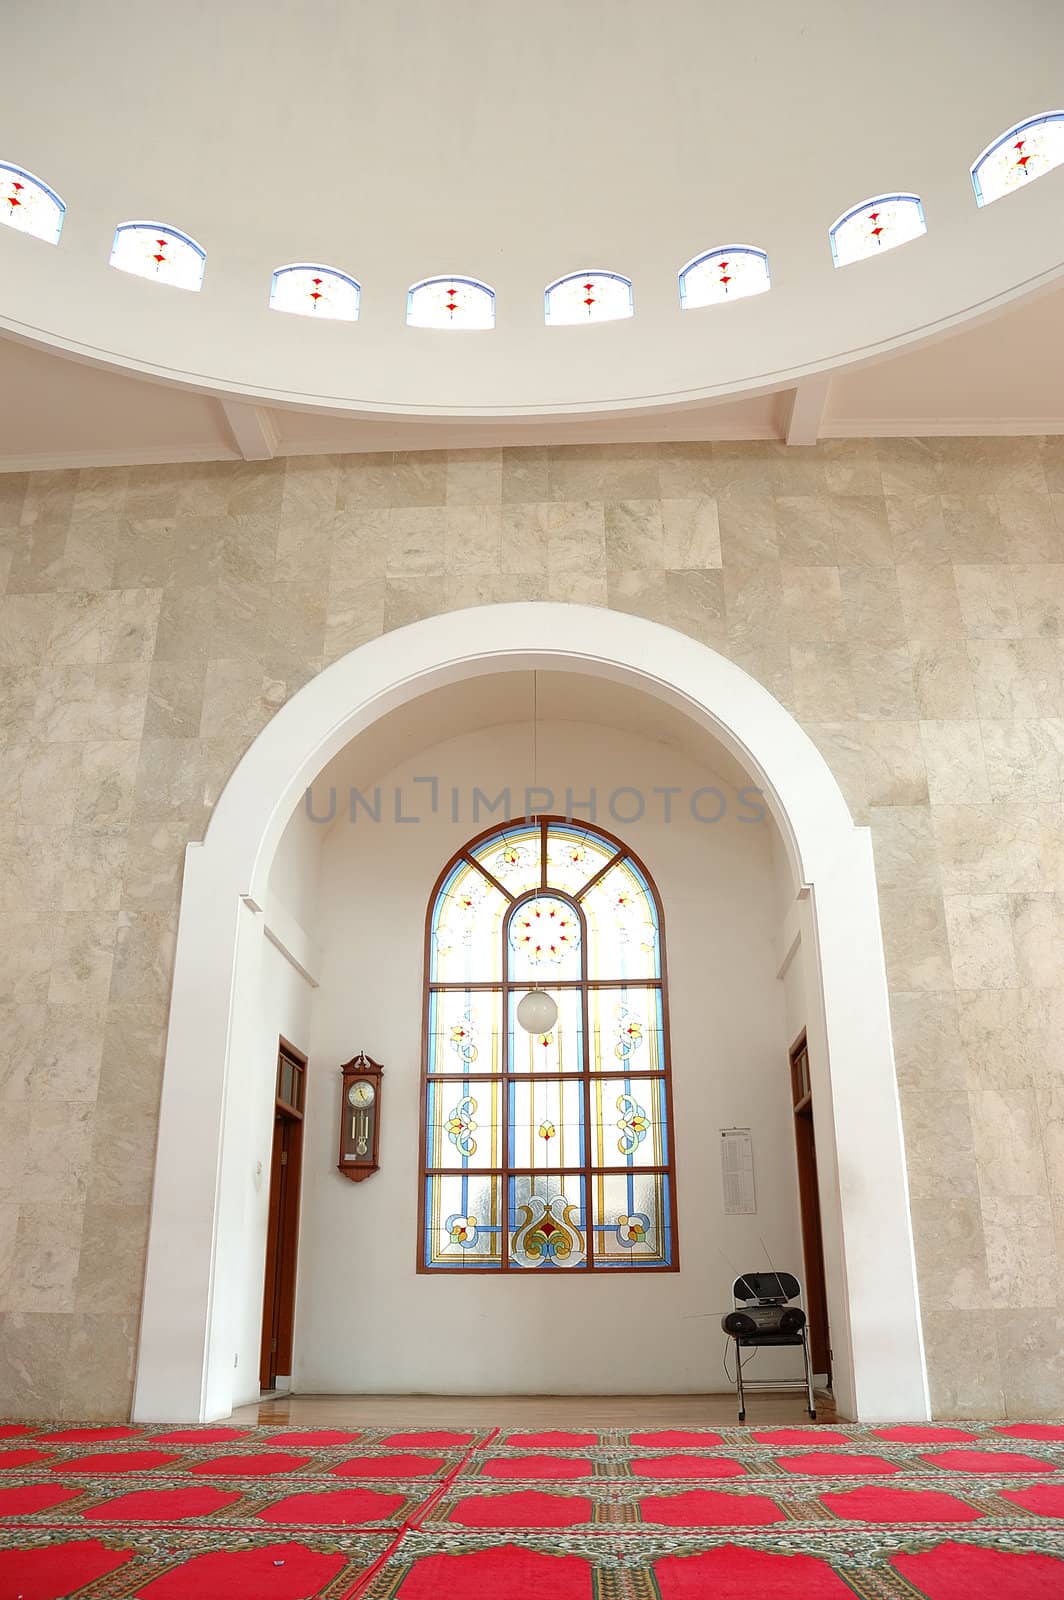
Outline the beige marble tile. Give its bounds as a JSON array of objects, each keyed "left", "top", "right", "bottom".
[
  {"left": 911, "top": 642, "right": 978, "bottom": 719},
  {"left": 606, "top": 569, "right": 670, "bottom": 627},
  {"left": 821, "top": 439, "right": 882, "bottom": 496},
  {"left": 336, "top": 452, "right": 397, "bottom": 510},
  {"left": 942, "top": 493, "right": 1007, "bottom": 563},
  {"left": 876, "top": 439, "right": 939, "bottom": 497},
  {"left": 970, "top": 1086, "right": 1049, "bottom": 1196},
  {"left": 909, "top": 1195, "right": 990, "bottom": 1309},
  {"left": 723, "top": 561, "right": 785, "bottom": 646},
  {"left": 953, "top": 564, "right": 1022, "bottom": 639},
  {"left": 109, "top": 909, "right": 176, "bottom": 1012},
  {"left": 48, "top": 913, "right": 117, "bottom": 1005},
  {"left": 998, "top": 491, "right": 1063, "bottom": 562},
  {"left": 767, "top": 444, "right": 828, "bottom": 497},
  {"left": 774, "top": 495, "right": 837, "bottom": 565},
  {"left": 143, "top": 659, "right": 207, "bottom": 738},
  {"left": 885, "top": 494, "right": 951, "bottom": 564},
  {"left": 445, "top": 448, "right": 502, "bottom": 506},
  {"left": 499, "top": 503, "right": 549, "bottom": 575},
  {"left": 0, "top": 1311, "right": 73, "bottom": 1420},
  {"left": 152, "top": 585, "right": 219, "bottom": 661},
  {"left": 889, "top": 990, "right": 967, "bottom": 1093},
  {"left": 546, "top": 501, "right": 606, "bottom": 574},
  {"left": 0, "top": 1003, "right": 44, "bottom": 1101},
  {"left": 10, "top": 1202, "right": 84, "bottom": 1313},
  {"left": 920, "top": 721, "right": 989, "bottom": 803},
  {"left": 0, "top": 915, "right": 55, "bottom": 1004},
  {"left": 383, "top": 575, "right": 448, "bottom": 631},
  {"left": 324, "top": 576, "right": 386, "bottom": 664},
  {"left": 279, "top": 455, "right": 339, "bottom": 526},
  {"left": 932, "top": 803, "right": 1041, "bottom": 894},
  {"left": 801, "top": 721, "right": 866, "bottom": 820},
  {"left": 86, "top": 1102, "right": 159, "bottom": 1207},
  {"left": 661, "top": 571, "right": 725, "bottom": 646},
  {"left": 1009, "top": 893, "right": 1064, "bottom": 987},
  {"left": 832, "top": 495, "right": 892, "bottom": 565},
  {"left": 64, "top": 1312, "right": 139, "bottom": 1420},
  {"left": 551, "top": 444, "right": 659, "bottom": 502},
  {"left": 0, "top": 827, "right": 67, "bottom": 911},
  {"left": 75, "top": 1203, "right": 149, "bottom": 1314},
  {"left": 15, "top": 739, "right": 82, "bottom": 826},
  {"left": 848, "top": 644, "right": 917, "bottom": 720},
  {"left": 26, "top": 1002, "right": 106, "bottom": 1102},
  {"left": 902, "top": 1094, "right": 980, "bottom": 1200},
  {"left": 97, "top": 1003, "right": 166, "bottom": 1108},
  {"left": 957, "top": 988, "right": 1036, "bottom": 1094},
  {"left": 992, "top": 1309, "right": 1064, "bottom": 1417},
  {"left": 723, "top": 641, "right": 794, "bottom": 709},
  {"left": 790, "top": 643, "right": 856, "bottom": 720},
  {"left": 969, "top": 639, "right": 1064, "bottom": 719},
  {"left": 178, "top": 461, "right": 236, "bottom": 518},
  {"left": 860, "top": 721, "right": 928, "bottom": 805},
  {"left": 896, "top": 562, "right": 964, "bottom": 639},
  {"left": 75, "top": 740, "right": 139, "bottom": 833},
  {"left": 89, "top": 662, "right": 150, "bottom": 741},
  {"left": 944, "top": 893, "right": 1018, "bottom": 990},
  {"left": 840, "top": 564, "right": 906, "bottom": 644},
  {"left": 131, "top": 737, "right": 216, "bottom": 819},
  {"left": 389, "top": 451, "right": 448, "bottom": 508},
  {"left": 781, "top": 565, "right": 844, "bottom": 641},
  {"left": 877, "top": 890, "right": 954, "bottom": 990},
  {"left": 982, "top": 1194, "right": 1057, "bottom": 1309},
  {"left": 197, "top": 658, "right": 270, "bottom": 742},
  {"left": 934, "top": 440, "right": 997, "bottom": 496},
  {"left": 661, "top": 498, "right": 721, "bottom": 570},
  {"left": 226, "top": 459, "right": 285, "bottom": 518},
  {"left": 546, "top": 569, "right": 609, "bottom": 606},
  {"left": 501, "top": 446, "right": 550, "bottom": 504},
  {"left": 21, "top": 1100, "right": 95, "bottom": 1203},
  {"left": 0, "top": 1204, "right": 16, "bottom": 1303},
  {"left": 0, "top": 594, "right": 59, "bottom": 672},
  {"left": 870, "top": 806, "right": 941, "bottom": 891},
  {"left": 125, "top": 464, "right": 183, "bottom": 521},
  {"left": 444, "top": 505, "right": 503, "bottom": 574},
  {"left": 717, "top": 496, "right": 778, "bottom": 563},
  {"left": 1011, "top": 563, "right": 1064, "bottom": 637},
  {"left": 31, "top": 664, "right": 96, "bottom": 741}
]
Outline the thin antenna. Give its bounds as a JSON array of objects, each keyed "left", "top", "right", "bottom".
[{"left": 759, "top": 1233, "right": 784, "bottom": 1301}]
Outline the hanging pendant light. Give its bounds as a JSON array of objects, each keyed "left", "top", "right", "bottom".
[{"left": 516, "top": 987, "right": 559, "bottom": 1034}]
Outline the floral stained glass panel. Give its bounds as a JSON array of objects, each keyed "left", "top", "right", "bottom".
[
  {"left": 109, "top": 223, "right": 206, "bottom": 290},
  {"left": 679, "top": 247, "right": 770, "bottom": 309},
  {"left": 544, "top": 823, "right": 618, "bottom": 895},
  {"left": 545, "top": 271, "right": 633, "bottom": 325},
  {"left": 426, "top": 988, "right": 503, "bottom": 1075},
  {"left": 0, "top": 163, "right": 64, "bottom": 245},
  {"left": 430, "top": 859, "right": 509, "bottom": 983},
  {"left": 407, "top": 276, "right": 495, "bottom": 329},
  {"left": 972, "top": 113, "right": 1064, "bottom": 206},
  {"left": 509, "top": 1175, "right": 587, "bottom": 1268},
  {"left": 829, "top": 195, "right": 926, "bottom": 268},
  {"left": 507, "top": 986, "right": 584, "bottom": 1076},
  {"left": 507, "top": 895, "right": 583, "bottom": 984},
  {"left": 590, "top": 1078, "right": 669, "bottom": 1168},
  {"left": 591, "top": 1173, "right": 672, "bottom": 1267},
  {"left": 508, "top": 1078, "right": 585, "bottom": 1170},
  {"left": 581, "top": 860, "right": 659, "bottom": 980},
  {"left": 424, "top": 1174, "right": 503, "bottom": 1267},
  {"left": 588, "top": 986, "right": 665, "bottom": 1077},
  {"left": 470, "top": 824, "right": 541, "bottom": 896},
  {"left": 269, "top": 264, "right": 360, "bottom": 320},
  {"left": 425, "top": 1078, "right": 502, "bottom": 1170}
]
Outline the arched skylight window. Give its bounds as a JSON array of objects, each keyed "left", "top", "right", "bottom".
[
  {"left": 269, "top": 263, "right": 360, "bottom": 321},
  {"left": 420, "top": 816, "right": 678, "bottom": 1272},
  {"left": 829, "top": 194, "right": 926, "bottom": 267},
  {"left": 971, "top": 112, "right": 1064, "bottom": 207},
  {"left": 544, "top": 271, "right": 633, "bottom": 325},
  {"left": 407, "top": 276, "right": 495, "bottom": 329},
  {"left": 678, "top": 246, "right": 770, "bottom": 309},
  {"left": 0, "top": 162, "right": 64, "bottom": 245},
  {"left": 109, "top": 222, "right": 206, "bottom": 291}
]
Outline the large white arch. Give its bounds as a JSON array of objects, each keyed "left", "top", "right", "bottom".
[{"left": 132, "top": 604, "right": 929, "bottom": 1423}]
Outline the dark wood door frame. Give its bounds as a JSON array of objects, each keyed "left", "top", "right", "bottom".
[
  {"left": 789, "top": 1032, "right": 831, "bottom": 1381},
  {"left": 259, "top": 1038, "right": 307, "bottom": 1392}
]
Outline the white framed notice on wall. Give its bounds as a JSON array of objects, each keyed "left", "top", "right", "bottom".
[{"left": 720, "top": 1127, "right": 757, "bottom": 1215}]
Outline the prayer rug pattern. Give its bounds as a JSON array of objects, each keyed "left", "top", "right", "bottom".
[{"left": 1, "top": 1419, "right": 1063, "bottom": 1597}]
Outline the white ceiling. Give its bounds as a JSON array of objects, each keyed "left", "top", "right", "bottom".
[
  {"left": 2, "top": 0, "right": 1063, "bottom": 425},
  {"left": 2, "top": 275, "right": 1063, "bottom": 470}
]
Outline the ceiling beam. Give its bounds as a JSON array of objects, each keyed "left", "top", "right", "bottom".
[
  {"left": 782, "top": 374, "right": 832, "bottom": 446},
  {"left": 218, "top": 398, "right": 281, "bottom": 461}
]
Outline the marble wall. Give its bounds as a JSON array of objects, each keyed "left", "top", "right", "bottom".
[{"left": 2, "top": 439, "right": 1063, "bottom": 1420}]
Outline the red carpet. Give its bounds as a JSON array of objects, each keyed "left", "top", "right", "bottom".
[{"left": 0, "top": 1417, "right": 1062, "bottom": 1597}]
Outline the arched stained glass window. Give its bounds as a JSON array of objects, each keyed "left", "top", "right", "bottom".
[
  {"left": 829, "top": 194, "right": 925, "bottom": 268},
  {"left": 407, "top": 275, "right": 495, "bottom": 329},
  {"left": 420, "top": 817, "right": 678, "bottom": 1272},
  {"left": 0, "top": 162, "right": 64, "bottom": 245},
  {"left": 110, "top": 222, "right": 206, "bottom": 291},
  {"left": 544, "top": 270, "right": 633, "bottom": 325},
  {"left": 679, "top": 246, "right": 770, "bottom": 309},
  {"left": 971, "top": 112, "right": 1064, "bottom": 207},
  {"left": 269, "top": 263, "right": 360, "bottom": 320}
]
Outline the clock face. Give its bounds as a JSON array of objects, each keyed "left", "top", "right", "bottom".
[{"left": 347, "top": 1078, "right": 376, "bottom": 1108}]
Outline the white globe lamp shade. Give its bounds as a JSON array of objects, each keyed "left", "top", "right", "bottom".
[{"left": 516, "top": 989, "right": 559, "bottom": 1034}]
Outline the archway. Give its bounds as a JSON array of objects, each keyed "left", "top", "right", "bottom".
[{"left": 132, "top": 603, "right": 929, "bottom": 1424}]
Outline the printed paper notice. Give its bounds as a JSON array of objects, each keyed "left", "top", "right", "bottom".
[{"left": 720, "top": 1128, "right": 756, "bottom": 1215}]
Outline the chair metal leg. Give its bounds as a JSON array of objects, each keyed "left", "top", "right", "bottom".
[
  {"left": 802, "top": 1328, "right": 816, "bottom": 1419},
  {"left": 735, "top": 1340, "right": 745, "bottom": 1423}
]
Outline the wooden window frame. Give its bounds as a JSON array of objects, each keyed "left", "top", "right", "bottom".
[{"left": 417, "top": 815, "right": 680, "bottom": 1274}]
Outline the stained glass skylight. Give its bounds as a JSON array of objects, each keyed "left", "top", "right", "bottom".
[
  {"left": 407, "top": 275, "right": 495, "bottom": 329},
  {"left": 544, "top": 271, "right": 633, "bottom": 325},
  {"left": 0, "top": 162, "right": 64, "bottom": 245},
  {"left": 829, "top": 194, "right": 926, "bottom": 268},
  {"left": 269, "top": 263, "right": 360, "bottom": 320},
  {"left": 971, "top": 112, "right": 1064, "bottom": 207},
  {"left": 679, "top": 246, "right": 770, "bottom": 309},
  {"left": 421, "top": 816, "right": 677, "bottom": 1272},
  {"left": 109, "top": 222, "right": 206, "bottom": 291}
]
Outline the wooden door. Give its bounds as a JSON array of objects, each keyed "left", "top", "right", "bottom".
[
  {"left": 259, "top": 1041, "right": 306, "bottom": 1392},
  {"left": 789, "top": 1034, "right": 831, "bottom": 1380}
]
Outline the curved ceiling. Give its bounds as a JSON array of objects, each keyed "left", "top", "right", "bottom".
[{"left": 2, "top": 0, "right": 1063, "bottom": 420}]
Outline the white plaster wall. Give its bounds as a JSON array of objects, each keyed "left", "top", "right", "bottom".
[{"left": 286, "top": 716, "right": 805, "bottom": 1394}]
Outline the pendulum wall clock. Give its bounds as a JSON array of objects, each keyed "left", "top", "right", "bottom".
[{"left": 337, "top": 1051, "right": 384, "bottom": 1182}]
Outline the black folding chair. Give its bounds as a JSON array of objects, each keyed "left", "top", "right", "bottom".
[{"left": 721, "top": 1270, "right": 816, "bottom": 1423}]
